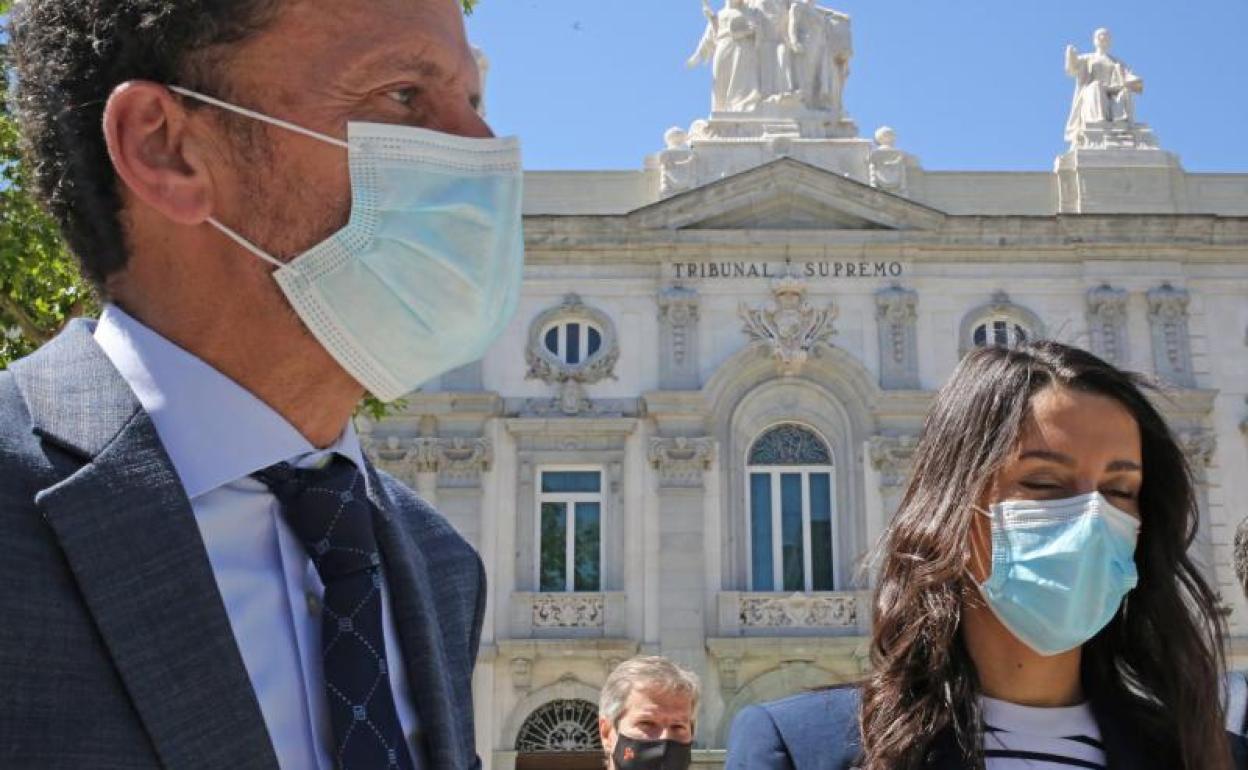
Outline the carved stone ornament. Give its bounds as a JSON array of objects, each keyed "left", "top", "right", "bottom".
[
  {"left": 526, "top": 294, "right": 621, "bottom": 416},
  {"left": 740, "top": 268, "right": 838, "bottom": 377},
  {"left": 1178, "top": 429, "right": 1217, "bottom": 469},
  {"left": 511, "top": 656, "right": 533, "bottom": 693},
  {"left": 1086, "top": 284, "right": 1129, "bottom": 365},
  {"left": 868, "top": 434, "right": 919, "bottom": 489},
  {"left": 360, "top": 435, "right": 492, "bottom": 486},
  {"left": 649, "top": 437, "right": 717, "bottom": 488},
  {"left": 738, "top": 592, "right": 857, "bottom": 629},
  {"left": 532, "top": 594, "right": 606, "bottom": 629}
]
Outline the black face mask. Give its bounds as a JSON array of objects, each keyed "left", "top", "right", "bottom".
[{"left": 611, "top": 735, "right": 692, "bottom": 770}]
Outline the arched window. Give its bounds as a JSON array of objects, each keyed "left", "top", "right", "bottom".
[
  {"left": 959, "top": 292, "right": 1044, "bottom": 356},
  {"left": 515, "top": 699, "right": 602, "bottom": 753},
  {"left": 747, "top": 424, "right": 835, "bottom": 592},
  {"left": 971, "top": 317, "right": 1029, "bottom": 349},
  {"left": 543, "top": 320, "right": 604, "bottom": 366}
]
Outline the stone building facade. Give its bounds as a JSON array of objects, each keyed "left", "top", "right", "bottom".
[{"left": 362, "top": 11, "right": 1248, "bottom": 769}]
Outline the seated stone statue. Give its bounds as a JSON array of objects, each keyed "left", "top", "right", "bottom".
[{"left": 1065, "top": 28, "right": 1144, "bottom": 147}]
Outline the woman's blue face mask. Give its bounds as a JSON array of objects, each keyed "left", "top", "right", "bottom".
[{"left": 976, "top": 491, "right": 1140, "bottom": 656}]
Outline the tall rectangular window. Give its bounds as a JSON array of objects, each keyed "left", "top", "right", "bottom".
[
  {"left": 747, "top": 469, "right": 836, "bottom": 591},
  {"left": 538, "top": 469, "right": 603, "bottom": 592}
]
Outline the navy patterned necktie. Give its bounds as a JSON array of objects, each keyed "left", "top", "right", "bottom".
[{"left": 254, "top": 456, "right": 416, "bottom": 770}]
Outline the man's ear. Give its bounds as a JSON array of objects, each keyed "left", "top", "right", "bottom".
[
  {"left": 102, "top": 80, "right": 215, "bottom": 225},
  {"left": 599, "top": 715, "right": 615, "bottom": 755}
]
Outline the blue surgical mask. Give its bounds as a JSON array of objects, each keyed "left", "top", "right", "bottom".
[
  {"left": 978, "top": 491, "right": 1140, "bottom": 656},
  {"left": 169, "top": 86, "right": 525, "bottom": 402}
]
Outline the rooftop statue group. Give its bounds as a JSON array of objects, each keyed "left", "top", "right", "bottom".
[{"left": 688, "top": 0, "right": 852, "bottom": 120}]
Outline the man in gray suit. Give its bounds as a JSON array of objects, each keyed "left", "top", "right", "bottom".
[{"left": 1, "top": 1, "right": 521, "bottom": 767}]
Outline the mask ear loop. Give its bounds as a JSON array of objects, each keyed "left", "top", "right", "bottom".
[
  {"left": 167, "top": 85, "right": 350, "bottom": 270},
  {"left": 206, "top": 218, "right": 286, "bottom": 269},
  {"left": 167, "top": 85, "right": 349, "bottom": 149}
]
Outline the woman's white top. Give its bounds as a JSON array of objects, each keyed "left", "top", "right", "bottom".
[{"left": 980, "top": 696, "right": 1106, "bottom": 769}]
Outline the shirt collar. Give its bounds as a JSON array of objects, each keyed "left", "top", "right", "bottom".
[{"left": 93, "top": 304, "right": 365, "bottom": 499}]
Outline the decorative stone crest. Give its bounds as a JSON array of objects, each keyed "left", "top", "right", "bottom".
[
  {"left": 526, "top": 294, "right": 621, "bottom": 415},
  {"left": 1086, "top": 284, "right": 1129, "bottom": 365},
  {"left": 875, "top": 284, "right": 919, "bottom": 389},
  {"left": 1146, "top": 283, "right": 1194, "bottom": 387},
  {"left": 868, "top": 434, "right": 919, "bottom": 489},
  {"left": 649, "top": 437, "right": 717, "bottom": 488},
  {"left": 738, "top": 592, "right": 857, "bottom": 629},
  {"left": 532, "top": 594, "right": 606, "bottom": 629},
  {"left": 740, "top": 268, "right": 838, "bottom": 377}
]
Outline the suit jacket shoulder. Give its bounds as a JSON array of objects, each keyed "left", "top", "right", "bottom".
[
  {"left": 727, "top": 688, "right": 863, "bottom": 770},
  {"left": 373, "top": 468, "right": 487, "bottom": 657}
]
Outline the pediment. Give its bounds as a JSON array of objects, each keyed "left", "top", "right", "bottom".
[{"left": 629, "top": 157, "right": 946, "bottom": 232}]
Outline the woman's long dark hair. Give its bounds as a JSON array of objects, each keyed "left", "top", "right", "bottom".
[{"left": 859, "top": 341, "right": 1229, "bottom": 770}]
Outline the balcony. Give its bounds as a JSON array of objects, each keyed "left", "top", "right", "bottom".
[
  {"left": 509, "top": 592, "right": 628, "bottom": 638},
  {"left": 717, "top": 591, "right": 870, "bottom": 637}
]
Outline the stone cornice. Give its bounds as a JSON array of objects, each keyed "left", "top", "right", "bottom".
[{"left": 520, "top": 214, "right": 1248, "bottom": 256}]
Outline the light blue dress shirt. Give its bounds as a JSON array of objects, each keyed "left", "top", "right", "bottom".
[{"left": 94, "top": 304, "right": 420, "bottom": 770}]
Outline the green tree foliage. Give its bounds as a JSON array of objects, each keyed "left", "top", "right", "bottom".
[{"left": 0, "top": 2, "right": 98, "bottom": 367}]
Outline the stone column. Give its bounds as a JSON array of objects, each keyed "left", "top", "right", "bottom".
[
  {"left": 658, "top": 287, "right": 701, "bottom": 390},
  {"left": 1086, "top": 284, "right": 1129, "bottom": 367},
  {"left": 875, "top": 285, "right": 919, "bottom": 389},
  {"left": 1147, "top": 283, "right": 1195, "bottom": 388},
  {"left": 648, "top": 437, "right": 715, "bottom": 675}
]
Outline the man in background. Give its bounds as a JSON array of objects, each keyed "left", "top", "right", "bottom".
[{"left": 599, "top": 656, "right": 701, "bottom": 770}]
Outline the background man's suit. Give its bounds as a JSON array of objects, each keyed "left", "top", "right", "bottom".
[{"left": 0, "top": 320, "right": 485, "bottom": 769}]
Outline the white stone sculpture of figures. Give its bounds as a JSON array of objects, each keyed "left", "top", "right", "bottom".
[
  {"left": 1064, "top": 28, "right": 1143, "bottom": 146},
  {"left": 688, "top": 0, "right": 763, "bottom": 112},
  {"left": 747, "top": 0, "right": 792, "bottom": 98},
  {"left": 784, "top": 0, "right": 851, "bottom": 114}
]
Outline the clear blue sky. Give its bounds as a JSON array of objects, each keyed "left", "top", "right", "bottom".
[{"left": 466, "top": 0, "right": 1248, "bottom": 173}]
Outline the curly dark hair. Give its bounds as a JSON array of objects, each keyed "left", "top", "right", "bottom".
[
  {"left": 7, "top": 0, "right": 284, "bottom": 289},
  {"left": 861, "top": 341, "right": 1230, "bottom": 770}
]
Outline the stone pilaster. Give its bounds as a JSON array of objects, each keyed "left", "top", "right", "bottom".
[
  {"left": 875, "top": 285, "right": 919, "bottom": 389},
  {"left": 360, "top": 434, "right": 492, "bottom": 549},
  {"left": 1086, "top": 284, "right": 1129, "bottom": 366},
  {"left": 658, "top": 286, "right": 701, "bottom": 390},
  {"left": 1147, "top": 283, "right": 1195, "bottom": 388},
  {"left": 650, "top": 436, "right": 716, "bottom": 675}
]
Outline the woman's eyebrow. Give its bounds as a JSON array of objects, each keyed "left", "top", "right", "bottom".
[
  {"left": 1018, "top": 449, "right": 1075, "bottom": 466},
  {"left": 1106, "top": 459, "right": 1142, "bottom": 472}
]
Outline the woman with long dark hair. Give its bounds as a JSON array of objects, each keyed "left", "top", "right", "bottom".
[{"left": 726, "top": 341, "right": 1235, "bottom": 770}]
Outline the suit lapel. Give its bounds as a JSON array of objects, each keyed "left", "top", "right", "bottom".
[
  {"left": 14, "top": 321, "right": 278, "bottom": 770},
  {"left": 366, "top": 465, "right": 468, "bottom": 770}
]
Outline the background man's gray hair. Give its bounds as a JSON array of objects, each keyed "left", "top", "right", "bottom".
[
  {"left": 1235, "top": 516, "right": 1248, "bottom": 598},
  {"left": 600, "top": 656, "right": 702, "bottom": 727}
]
